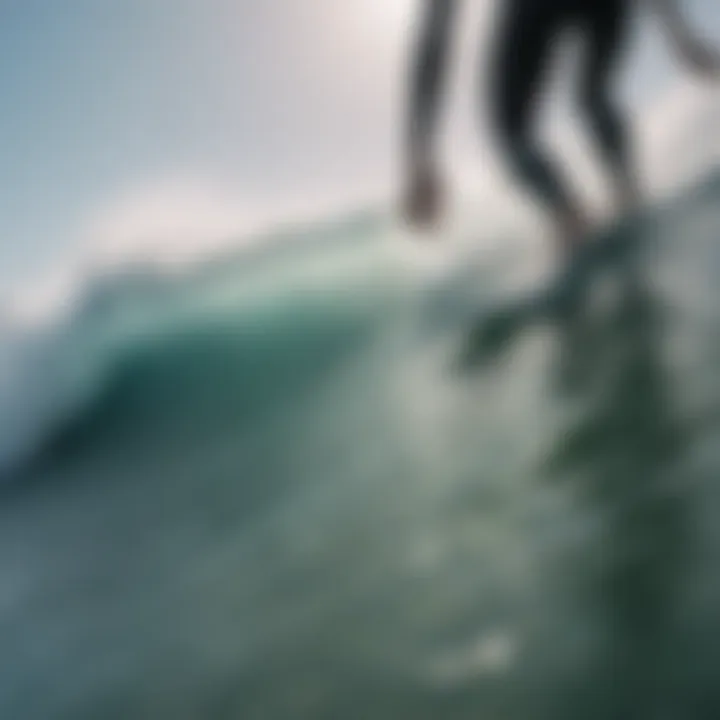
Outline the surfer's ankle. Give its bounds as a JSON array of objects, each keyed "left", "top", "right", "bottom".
[
  {"left": 555, "top": 208, "right": 590, "bottom": 257},
  {"left": 614, "top": 174, "right": 642, "bottom": 219}
]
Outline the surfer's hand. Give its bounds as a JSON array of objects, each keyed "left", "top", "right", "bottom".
[
  {"left": 681, "top": 37, "right": 720, "bottom": 79},
  {"left": 403, "top": 159, "right": 444, "bottom": 231}
]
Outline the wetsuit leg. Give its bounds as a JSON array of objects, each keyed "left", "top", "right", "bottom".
[
  {"left": 489, "top": 1, "right": 578, "bottom": 216},
  {"left": 577, "top": 0, "right": 633, "bottom": 192}
]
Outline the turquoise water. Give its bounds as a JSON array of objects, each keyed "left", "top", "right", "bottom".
[{"left": 3, "top": 178, "right": 720, "bottom": 718}]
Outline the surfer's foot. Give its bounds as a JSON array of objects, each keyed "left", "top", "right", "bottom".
[
  {"left": 614, "top": 173, "right": 643, "bottom": 221},
  {"left": 555, "top": 207, "right": 591, "bottom": 260}
]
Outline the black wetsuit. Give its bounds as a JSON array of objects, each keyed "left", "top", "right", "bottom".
[
  {"left": 411, "top": 0, "right": 632, "bottom": 217},
  {"left": 490, "top": 0, "right": 632, "bottom": 214}
]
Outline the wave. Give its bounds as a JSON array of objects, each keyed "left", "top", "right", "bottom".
[
  {"left": 3, "top": 168, "right": 720, "bottom": 481},
  {"left": 0, "top": 211, "right": 397, "bottom": 479}
]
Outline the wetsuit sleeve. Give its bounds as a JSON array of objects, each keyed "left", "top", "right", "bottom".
[{"left": 407, "top": 0, "right": 458, "bottom": 167}]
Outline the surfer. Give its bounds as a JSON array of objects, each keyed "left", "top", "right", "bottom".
[{"left": 404, "top": 0, "right": 720, "bottom": 258}]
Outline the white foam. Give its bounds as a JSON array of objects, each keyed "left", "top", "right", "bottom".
[{"left": 426, "top": 629, "right": 521, "bottom": 687}]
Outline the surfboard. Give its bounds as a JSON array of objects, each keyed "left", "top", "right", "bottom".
[{"left": 459, "top": 215, "right": 647, "bottom": 368}]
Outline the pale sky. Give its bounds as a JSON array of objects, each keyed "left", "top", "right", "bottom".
[{"left": 0, "top": 0, "right": 719, "bottom": 307}]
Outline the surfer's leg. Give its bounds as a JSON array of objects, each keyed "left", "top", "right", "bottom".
[
  {"left": 578, "top": 0, "right": 639, "bottom": 215},
  {"left": 489, "top": 2, "right": 588, "bottom": 255}
]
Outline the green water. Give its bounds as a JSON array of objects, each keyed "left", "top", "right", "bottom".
[{"left": 2, "top": 182, "right": 720, "bottom": 719}]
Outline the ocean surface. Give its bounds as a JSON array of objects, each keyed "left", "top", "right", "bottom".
[{"left": 2, "top": 174, "right": 720, "bottom": 719}]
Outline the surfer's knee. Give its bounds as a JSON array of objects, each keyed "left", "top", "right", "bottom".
[
  {"left": 505, "top": 135, "right": 544, "bottom": 186},
  {"left": 492, "top": 107, "right": 537, "bottom": 180},
  {"left": 495, "top": 123, "right": 567, "bottom": 208},
  {"left": 579, "top": 86, "right": 627, "bottom": 157},
  {"left": 490, "top": 92, "right": 572, "bottom": 212}
]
